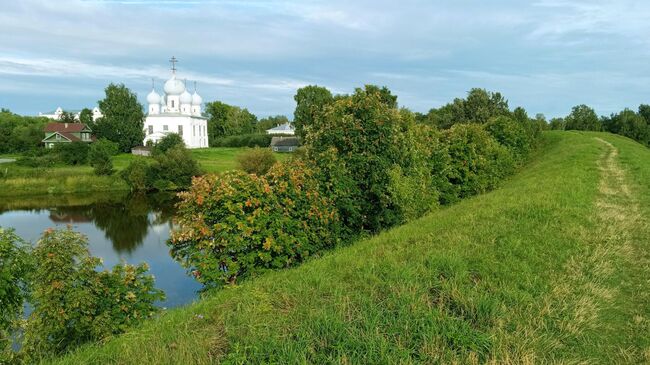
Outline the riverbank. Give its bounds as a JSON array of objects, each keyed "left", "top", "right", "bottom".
[
  {"left": 45, "top": 132, "right": 650, "bottom": 364},
  {"left": 0, "top": 148, "right": 288, "bottom": 197}
]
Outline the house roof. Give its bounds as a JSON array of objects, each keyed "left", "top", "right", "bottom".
[
  {"left": 44, "top": 123, "right": 91, "bottom": 133},
  {"left": 270, "top": 136, "right": 300, "bottom": 147},
  {"left": 42, "top": 131, "right": 96, "bottom": 143},
  {"left": 266, "top": 122, "right": 294, "bottom": 133}
]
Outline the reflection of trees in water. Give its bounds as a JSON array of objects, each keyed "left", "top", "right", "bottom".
[{"left": 47, "top": 192, "right": 178, "bottom": 254}]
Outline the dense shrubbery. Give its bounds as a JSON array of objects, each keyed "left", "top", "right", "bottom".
[
  {"left": 54, "top": 141, "right": 90, "bottom": 165},
  {"left": 236, "top": 147, "right": 277, "bottom": 175},
  {"left": 211, "top": 133, "right": 273, "bottom": 148},
  {"left": 0, "top": 110, "right": 49, "bottom": 154},
  {"left": 0, "top": 228, "right": 163, "bottom": 362},
  {"left": 121, "top": 135, "right": 201, "bottom": 191},
  {"left": 0, "top": 229, "right": 32, "bottom": 363},
  {"left": 170, "top": 161, "right": 341, "bottom": 287},
  {"left": 89, "top": 139, "right": 116, "bottom": 175},
  {"left": 171, "top": 85, "right": 541, "bottom": 289}
]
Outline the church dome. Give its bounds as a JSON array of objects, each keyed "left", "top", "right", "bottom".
[
  {"left": 180, "top": 90, "right": 193, "bottom": 105},
  {"left": 192, "top": 92, "right": 203, "bottom": 105},
  {"left": 146, "top": 89, "right": 161, "bottom": 104},
  {"left": 164, "top": 75, "right": 185, "bottom": 95}
]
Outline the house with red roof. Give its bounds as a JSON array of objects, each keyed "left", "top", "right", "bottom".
[{"left": 42, "top": 122, "right": 95, "bottom": 148}]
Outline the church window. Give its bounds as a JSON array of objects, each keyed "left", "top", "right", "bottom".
[
  {"left": 193, "top": 125, "right": 196, "bottom": 136},
  {"left": 178, "top": 125, "right": 183, "bottom": 136},
  {"left": 163, "top": 125, "right": 168, "bottom": 131},
  {"left": 171, "top": 100, "right": 175, "bottom": 108},
  {"left": 148, "top": 125, "right": 153, "bottom": 134}
]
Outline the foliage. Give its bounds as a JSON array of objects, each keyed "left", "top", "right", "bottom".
[
  {"left": 0, "top": 110, "right": 49, "bottom": 154},
  {"left": 549, "top": 117, "right": 565, "bottom": 130},
  {"left": 305, "top": 86, "right": 432, "bottom": 232},
  {"left": 54, "top": 141, "right": 90, "bottom": 165},
  {"left": 211, "top": 133, "right": 273, "bottom": 148},
  {"left": 236, "top": 148, "right": 277, "bottom": 175},
  {"left": 564, "top": 104, "right": 600, "bottom": 131},
  {"left": 79, "top": 108, "right": 94, "bottom": 125},
  {"left": 152, "top": 133, "right": 185, "bottom": 155},
  {"left": 120, "top": 159, "right": 151, "bottom": 191},
  {"left": 443, "top": 123, "right": 515, "bottom": 199},
  {"left": 170, "top": 161, "right": 341, "bottom": 287},
  {"left": 150, "top": 145, "right": 201, "bottom": 189},
  {"left": 21, "top": 228, "right": 164, "bottom": 360},
  {"left": 93, "top": 84, "right": 145, "bottom": 153},
  {"left": 89, "top": 141, "right": 114, "bottom": 176},
  {"left": 423, "top": 88, "right": 510, "bottom": 129},
  {"left": 293, "top": 85, "right": 334, "bottom": 138},
  {"left": 121, "top": 145, "right": 201, "bottom": 191},
  {"left": 0, "top": 228, "right": 32, "bottom": 361},
  {"left": 58, "top": 111, "right": 78, "bottom": 124},
  {"left": 601, "top": 109, "right": 649, "bottom": 146},
  {"left": 484, "top": 115, "right": 532, "bottom": 161},
  {"left": 205, "top": 101, "right": 258, "bottom": 142}
]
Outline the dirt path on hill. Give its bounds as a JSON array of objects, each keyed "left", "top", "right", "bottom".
[{"left": 525, "top": 137, "right": 648, "bottom": 363}]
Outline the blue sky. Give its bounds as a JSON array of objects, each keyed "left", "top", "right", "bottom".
[{"left": 1, "top": 0, "right": 649, "bottom": 119}]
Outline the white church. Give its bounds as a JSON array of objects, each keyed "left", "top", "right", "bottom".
[{"left": 144, "top": 57, "right": 208, "bottom": 149}]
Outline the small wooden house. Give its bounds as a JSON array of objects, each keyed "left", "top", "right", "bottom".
[
  {"left": 270, "top": 136, "right": 299, "bottom": 152},
  {"left": 42, "top": 122, "right": 95, "bottom": 148}
]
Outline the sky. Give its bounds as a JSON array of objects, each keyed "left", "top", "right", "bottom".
[{"left": 1, "top": 0, "right": 649, "bottom": 119}]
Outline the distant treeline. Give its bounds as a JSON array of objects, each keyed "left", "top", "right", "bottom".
[{"left": 547, "top": 104, "right": 649, "bottom": 146}]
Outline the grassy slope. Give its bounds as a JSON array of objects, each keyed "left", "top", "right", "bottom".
[
  {"left": 0, "top": 148, "right": 288, "bottom": 197},
  {"left": 46, "top": 132, "right": 649, "bottom": 364}
]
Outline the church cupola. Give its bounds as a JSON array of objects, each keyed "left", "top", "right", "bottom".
[
  {"left": 147, "top": 81, "right": 161, "bottom": 115},
  {"left": 191, "top": 81, "right": 203, "bottom": 116}
]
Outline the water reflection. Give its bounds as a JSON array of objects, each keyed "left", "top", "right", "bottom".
[{"left": 0, "top": 192, "right": 201, "bottom": 308}]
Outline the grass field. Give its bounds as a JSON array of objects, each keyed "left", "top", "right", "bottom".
[
  {"left": 43, "top": 131, "right": 650, "bottom": 364},
  {"left": 0, "top": 148, "right": 288, "bottom": 197}
]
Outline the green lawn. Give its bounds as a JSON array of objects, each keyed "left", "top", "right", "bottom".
[
  {"left": 44, "top": 131, "right": 650, "bottom": 364},
  {"left": 0, "top": 148, "right": 288, "bottom": 197}
]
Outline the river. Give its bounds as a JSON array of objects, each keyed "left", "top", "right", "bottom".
[{"left": 0, "top": 191, "right": 202, "bottom": 308}]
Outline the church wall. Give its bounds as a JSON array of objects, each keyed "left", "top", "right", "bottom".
[{"left": 143, "top": 115, "right": 208, "bottom": 149}]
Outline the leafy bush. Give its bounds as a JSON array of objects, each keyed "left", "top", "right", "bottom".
[
  {"left": 153, "top": 133, "right": 185, "bottom": 155},
  {"left": 54, "top": 141, "right": 90, "bottom": 165},
  {"left": 170, "top": 161, "right": 341, "bottom": 288},
  {"left": 93, "top": 138, "right": 120, "bottom": 156},
  {"left": 484, "top": 116, "right": 531, "bottom": 162},
  {"left": 89, "top": 141, "right": 114, "bottom": 176},
  {"left": 121, "top": 145, "right": 200, "bottom": 191},
  {"left": 21, "top": 228, "right": 164, "bottom": 360},
  {"left": 120, "top": 159, "right": 152, "bottom": 191},
  {"left": 0, "top": 228, "right": 32, "bottom": 361},
  {"left": 151, "top": 145, "right": 201, "bottom": 189},
  {"left": 443, "top": 124, "right": 515, "bottom": 199},
  {"left": 236, "top": 148, "right": 277, "bottom": 175},
  {"left": 212, "top": 133, "right": 273, "bottom": 148}
]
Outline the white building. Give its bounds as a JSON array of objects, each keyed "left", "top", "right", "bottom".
[
  {"left": 39, "top": 107, "right": 103, "bottom": 121},
  {"left": 143, "top": 62, "right": 208, "bottom": 149},
  {"left": 266, "top": 122, "right": 295, "bottom": 135}
]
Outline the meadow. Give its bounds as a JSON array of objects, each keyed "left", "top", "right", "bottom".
[
  {"left": 0, "top": 148, "right": 288, "bottom": 197},
  {"left": 44, "top": 131, "right": 650, "bottom": 364}
]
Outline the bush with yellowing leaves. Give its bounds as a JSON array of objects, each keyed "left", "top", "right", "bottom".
[{"left": 170, "top": 161, "right": 341, "bottom": 288}]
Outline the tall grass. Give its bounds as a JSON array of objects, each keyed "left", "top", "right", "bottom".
[{"left": 44, "top": 132, "right": 649, "bottom": 364}]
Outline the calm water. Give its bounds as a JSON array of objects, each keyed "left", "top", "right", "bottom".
[{"left": 0, "top": 192, "right": 202, "bottom": 308}]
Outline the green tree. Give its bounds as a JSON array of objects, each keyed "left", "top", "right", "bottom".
[
  {"left": 421, "top": 88, "right": 510, "bottom": 129},
  {"left": 79, "top": 108, "right": 94, "bottom": 125},
  {"left": 549, "top": 117, "right": 565, "bottom": 130},
  {"left": 293, "top": 85, "right": 334, "bottom": 139},
  {"left": 54, "top": 141, "right": 90, "bottom": 165},
  {"left": 205, "top": 101, "right": 258, "bottom": 143},
  {"left": 94, "top": 84, "right": 145, "bottom": 153},
  {"left": 153, "top": 133, "right": 185, "bottom": 155},
  {"left": 59, "top": 111, "right": 78, "bottom": 124},
  {"left": 564, "top": 104, "right": 600, "bottom": 131}
]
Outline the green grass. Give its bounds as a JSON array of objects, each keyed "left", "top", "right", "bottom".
[
  {"left": 0, "top": 148, "right": 288, "bottom": 197},
  {"left": 43, "top": 131, "right": 650, "bottom": 364}
]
